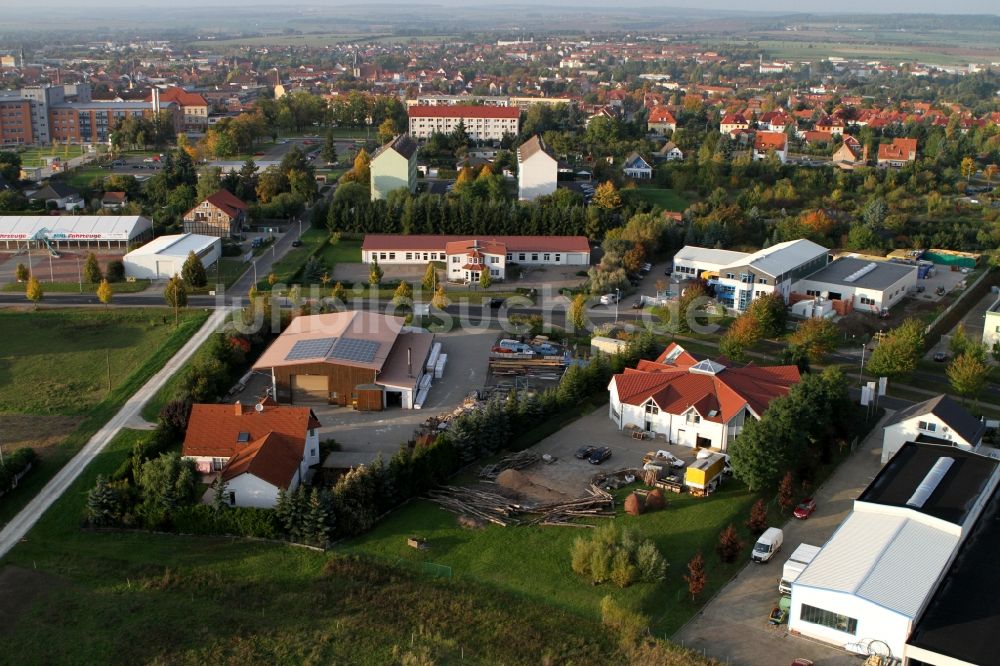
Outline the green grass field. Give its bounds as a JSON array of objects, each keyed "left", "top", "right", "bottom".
[
  {"left": 624, "top": 187, "right": 689, "bottom": 213},
  {"left": 1, "top": 279, "right": 150, "bottom": 294},
  {"left": 16, "top": 145, "right": 88, "bottom": 168},
  {"left": 316, "top": 237, "right": 361, "bottom": 267},
  {"left": 344, "top": 482, "right": 763, "bottom": 635},
  {"left": 0, "top": 428, "right": 622, "bottom": 665}
]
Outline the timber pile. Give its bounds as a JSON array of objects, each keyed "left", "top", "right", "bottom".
[
  {"left": 427, "top": 484, "right": 614, "bottom": 528},
  {"left": 478, "top": 450, "right": 541, "bottom": 480}
]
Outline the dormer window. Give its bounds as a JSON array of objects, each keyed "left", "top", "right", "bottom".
[{"left": 237, "top": 431, "right": 251, "bottom": 443}]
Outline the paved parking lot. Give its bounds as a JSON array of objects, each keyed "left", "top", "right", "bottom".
[{"left": 673, "top": 411, "right": 892, "bottom": 666}]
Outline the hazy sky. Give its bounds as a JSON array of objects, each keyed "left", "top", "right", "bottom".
[{"left": 4, "top": 0, "right": 999, "bottom": 14}]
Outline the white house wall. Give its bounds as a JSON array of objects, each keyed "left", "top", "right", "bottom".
[
  {"left": 983, "top": 310, "right": 1000, "bottom": 348},
  {"left": 371, "top": 150, "right": 416, "bottom": 201},
  {"left": 608, "top": 385, "right": 733, "bottom": 450},
  {"left": 518, "top": 151, "right": 558, "bottom": 201},
  {"left": 226, "top": 470, "right": 300, "bottom": 509},
  {"left": 882, "top": 416, "right": 973, "bottom": 464},
  {"left": 789, "top": 585, "right": 913, "bottom": 659}
]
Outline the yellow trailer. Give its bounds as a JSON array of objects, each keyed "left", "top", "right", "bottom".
[{"left": 685, "top": 453, "right": 725, "bottom": 496}]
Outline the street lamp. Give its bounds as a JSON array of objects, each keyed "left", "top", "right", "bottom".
[
  {"left": 614, "top": 287, "right": 621, "bottom": 324},
  {"left": 76, "top": 256, "right": 82, "bottom": 293}
]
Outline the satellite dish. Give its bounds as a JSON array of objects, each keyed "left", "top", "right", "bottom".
[{"left": 254, "top": 402, "right": 264, "bottom": 413}]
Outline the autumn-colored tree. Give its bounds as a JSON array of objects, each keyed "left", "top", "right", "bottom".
[
  {"left": 369, "top": 257, "right": 383, "bottom": 286},
  {"left": 83, "top": 252, "right": 103, "bottom": 284},
  {"left": 391, "top": 280, "right": 412, "bottom": 307},
  {"left": 341, "top": 148, "right": 371, "bottom": 186},
  {"left": 421, "top": 263, "right": 439, "bottom": 291},
  {"left": 267, "top": 272, "right": 277, "bottom": 287},
  {"left": 96, "top": 279, "right": 113, "bottom": 307},
  {"left": 673, "top": 283, "right": 709, "bottom": 334},
  {"left": 25, "top": 276, "right": 42, "bottom": 307},
  {"left": 866, "top": 318, "right": 925, "bottom": 380},
  {"left": 778, "top": 471, "right": 795, "bottom": 513},
  {"left": 455, "top": 166, "right": 474, "bottom": 187},
  {"left": 14, "top": 263, "right": 28, "bottom": 282},
  {"left": 569, "top": 293, "right": 588, "bottom": 331},
  {"left": 592, "top": 180, "right": 622, "bottom": 209},
  {"left": 960, "top": 156, "right": 976, "bottom": 180},
  {"left": 164, "top": 274, "right": 188, "bottom": 326},
  {"left": 788, "top": 317, "right": 840, "bottom": 363},
  {"left": 377, "top": 118, "right": 396, "bottom": 145},
  {"left": 330, "top": 281, "right": 347, "bottom": 303},
  {"left": 746, "top": 498, "right": 768, "bottom": 536},
  {"left": 719, "top": 314, "right": 762, "bottom": 362},
  {"left": 431, "top": 284, "right": 449, "bottom": 310},
  {"left": 479, "top": 268, "right": 493, "bottom": 290},
  {"left": 715, "top": 524, "right": 744, "bottom": 563},
  {"left": 947, "top": 350, "right": 990, "bottom": 405},
  {"left": 622, "top": 243, "right": 646, "bottom": 274},
  {"left": 797, "top": 208, "right": 836, "bottom": 239},
  {"left": 984, "top": 164, "right": 999, "bottom": 184},
  {"left": 684, "top": 552, "right": 706, "bottom": 601}
]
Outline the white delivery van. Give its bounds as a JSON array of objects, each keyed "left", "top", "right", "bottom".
[
  {"left": 752, "top": 527, "right": 783, "bottom": 563},
  {"left": 778, "top": 543, "right": 821, "bottom": 594}
]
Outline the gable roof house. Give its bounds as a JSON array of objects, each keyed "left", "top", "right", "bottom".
[
  {"left": 181, "top": 399, "right": 322, "bottom": 508},
  {"left": 100, "top": 191, "right": 127, "bottom": 210},
  {"left": 183, "top": 189, "right": 248, "bottom": 238},
  {"left": 647, "top": 106, "right": 678, "bottom": 134},
  {"left": 881, "top": 394, "right": 986, "bottom": 464},
  {"left": 517, "top": 135, "right": 558, "bottom": 201},
  {"left": 877, "top": 137, "right": 917, "bottom": 168},
  {"left": 655, "top": 141, "right": 684, "bottom": 163},
  {"left": 622, "top": 151, "right": 653, "bottom": 180},
  {"left": 370, "top": 134, "right": 418, "bottom": 201},
  {"left": 833, "top": 135, "right": 868, "bottom": 169},
  {"left": 607, "top": 342, "right": 800, "bottom": 451},
  {"left": 752, "top": 131, "right": 788, "bottom": 163},
  {"left": 28, "top": 182, "right": 84, "bottom": 211},
  {"left": 720, "top": 112, "right": 749, "bottom": 136}
]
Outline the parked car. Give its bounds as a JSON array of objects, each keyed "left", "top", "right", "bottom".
[
  {"left": 290, "top": 240, "right": 303, "bottom": 247},
  {"left": 933, "top": 351, "right": 948, "bottom": 362},
  {"left": 575, "top": 445, "right": 597, "bottom": 459},
  {"left": 487, "top": 298, "right": 504, "bottom": 308},
  {"left": 588, "top": 447, "right": 612, "bottom": 465},
  {"left": 631, "top": 299, "right": 644, "bottom": 309},
  {"left": 790, "top": 660, "right": 814, "bottom": 666},
  {"left": 752, "top": 527, "right": 783, "bottom": 563},
  {"left": 534, "top": 343, "right": 560, "bottom": 356},
  {"left": 599, "top": 293, "right": 619, "bottom": 305},
  {"left": 142, "top": 157, "right": 155, "bottom": 163},
  {"left": 793, "top": 498, "right": 817, "bottom": 519},
  {"left": 641, "top": 262, "right": 652, "bottom": 273}
]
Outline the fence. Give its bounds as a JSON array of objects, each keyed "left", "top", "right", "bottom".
[{"left": 922, "top": 267, "right": 997, "bottom": 349}]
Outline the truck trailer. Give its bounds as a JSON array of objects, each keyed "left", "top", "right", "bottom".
[{"left": 778, "top": 543, "right": 821, "bottom": 594}]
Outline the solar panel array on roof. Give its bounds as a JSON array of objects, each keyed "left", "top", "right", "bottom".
[
  {"left": 329, "top": 337, "right": 380, "bottom": 364},
  {"left": 285, "top": 337, "right": 337, "bottom": 361}
]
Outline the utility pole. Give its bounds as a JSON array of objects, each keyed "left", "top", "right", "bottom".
[{"left": 76, "top": 256, "right": 82, "bottom": 293}]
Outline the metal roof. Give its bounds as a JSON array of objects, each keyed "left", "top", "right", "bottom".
[
  {"left": 125, "top": 233, "right": 218, "bottom": 258},
  {"left": 724, "top": 238, "right": 828, "bottom": 277},
  {"left": 673, "top": 246, "right": 748, "bottom": 266},
  {"left": 0, "top": 215, "right": 152, "bottom": 241},
  {"left": 801, "top": 256, "right": 916, "bottom": 291},
  {"left": 795, "top": 511, "right": 958, "bottom": 619}
]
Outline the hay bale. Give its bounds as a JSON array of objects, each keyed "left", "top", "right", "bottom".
[
  {"left": 645, "top": 489, "right": 665, "bottom": 511},
  {"left": 624, "top": 492, "right": 644, "bottom": 516}
]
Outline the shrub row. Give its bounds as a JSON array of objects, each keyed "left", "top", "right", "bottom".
[{"left": 0, "top": 448, "right": 37, "bottom": 495}]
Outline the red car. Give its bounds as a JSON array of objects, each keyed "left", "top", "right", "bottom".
[
  {"left": 793, "top": 498, "right": 817, "bottom": 519},
  {"left": 791, "top": 660, "right": 814, "bottom": 666}
]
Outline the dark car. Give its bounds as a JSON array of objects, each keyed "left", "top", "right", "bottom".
[
  {"left": 631, "top": 299, "right": 644, "bottom": 309},
  {"left": 290, "top": 240, "right": 303, "bottom": 247},
  {"left": 574, "top": 445, "right": 596, "bottom": 459},
  {"left": 588, "top": 447, "right": 612, "bottom": 465},
  {"left": 793, "top": 498, "right": 817, "bottom": 519},
  {"left": 487, "top": 298, "right": 504, "bottom": 308},
  {"left": 933, "top": 351, "right": 948, "bottom": 362}
]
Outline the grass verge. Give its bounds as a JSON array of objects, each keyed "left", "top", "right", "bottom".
[{"left": 1, "top": 280, "right": 150, "bottom": 294}]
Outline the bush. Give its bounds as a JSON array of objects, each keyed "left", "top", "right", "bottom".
[
  {"left": 0, "top": 447, "right": 37, "bottom": 492},
  {"left": 610, "top": 549, "right": 639, "bottom": 588},
  {"left": 572, "top": 523, "right": 667, "bottom": 588},
  {"left": 635, "top": 540, "right": 668, "bottom": 582},
  {"left": 571, "top": 537, "right": 596, "bottom": 576},
  {"left": 105, "top": 260, "right": 125, "bottom": 283},
  {"left": 715, "top": 524, "right": 744, "bottom": 563},
  {"left": 172, "top": 504, "right": 281, "bottom": 539},
  {"left": 746, "top": 498, "right": 768, "bottom": 536}
]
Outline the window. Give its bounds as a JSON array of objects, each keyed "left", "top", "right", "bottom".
[
  {"left": 758, "top": 278, "right": 768, "bottom": 284},
  {"left": 212, "top": 457, "right": 226, "bottom": 471},
  {"left": 452, "top": 256, "right": 460, "bottom": 264},
  {"left": 531, "top": 253, "right": 538, "bottom": 261},
  {"left": 543, "top": 253, "right": 550, "bottom": 261},
  {"left": 406, "top": 252, "right": 413, "bottom": 260},
  {"left": 918, "top": 421, "right": 937, "bottom": 432},
  {"left": 311, "top": 448, "right": 316, "bottom": 457},
  {"left": 686, "top": 413, "right": 701, "bottom": 424},
  {"left": 228, "top": 491, "right": 236, "bottom": 507},
  {"left": 506, "top": 253, "right": 513, "bottom": 260},
  {"left": 490, "top": 256, "right": 499, "bottom": 264},
  {"left": 645, "top": 403, "right": 659, "bottom": 415},
  {"left": 237, "top": 432, "right": 250, "bottom": 443},
  {"left": 423, "top": 253, "right": 429, "bottom": 260},
  {"left": 555, "top": 254, "right": 561, "bottom": 262},
  {"left": 799, "top": 604, "right": 857, "bottom": 635},
  {"left": 389, "top": 253, "right": 395, "bottom": 260},
  {"left": 379, "top": 252, "right": 387, "bottom": 260},
  {"left": 806, "top": 290, "right": 819, "bottom": 297},
  {"left": 519, "top": 253, "right": 525, "bottom": 261},
  {"left": 860, "top": 296, "right": 875, "bottom": 306},
  {"left": 725, "top": 273, "right": 735, "bottom": 280}
]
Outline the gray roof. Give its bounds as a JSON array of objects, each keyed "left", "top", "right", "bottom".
[
  {"left": 884, "top": 394, "right": 986, "bottom": 446},
  {"left": 30, "top": 182, "right": 79, "bottom": 200},
  {"left": 724, "top": 238, "right": 828, "bottom": 278},
  {"left": 518, "top": 135, "right": 554, "bottom": 163},
  {"left": 802, "top": 256, "right": 917, "bottom": 291},
  {"left": 375, "top": 134, "right": 417, "bottom": 160}
]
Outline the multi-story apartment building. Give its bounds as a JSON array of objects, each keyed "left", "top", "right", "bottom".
[
  {"left": 0, "top": 98, "right": 33, "bottom": 145},
  {"left": 408, "top": 105, "right": 520, "bottom": 141},
  {"left": 147, "top": 87, "right": 209, "bottom": 133}
]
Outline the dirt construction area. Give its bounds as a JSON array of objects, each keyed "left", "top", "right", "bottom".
[
  {"left": 0, "top": 249, "right": 126, "bottom": 285},
  {"left": 0, "top": 414, "right": 78, "bottom": 459}
]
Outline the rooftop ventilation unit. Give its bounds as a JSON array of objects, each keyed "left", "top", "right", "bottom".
[
  {"left": 843, "top": 262, "right": 878, "bottom": 284},
  {"left": 906, "top": 457, "right": 954, "bottom": 508}
]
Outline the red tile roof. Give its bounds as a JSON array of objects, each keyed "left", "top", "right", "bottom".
[
  {"left": 754, "top": 131, "right": 788, "bottom": 152},
  {"left": 146, "top": 86, "right": 208, "bottom": 107},
  {"left": 182, "top": 401, "right": 319, "bottom": 459},
  {"left": 648, "top": 107, "right": 677, "bottom": 124},
  {"left": 202, "top": 189, "right": 248, "bottom": 219},
  {"left": 612, "top": 343, "right": 799, "bottom": 423},
  {"left": 877, "top": 138, "right": 917, "bottom": 162},
  {"left": 408, "top": 105, "right": 520, "bottom": 119},
  {"left": 220, "top": 431, "right": 302, "bottom": 489},
  {"left": 363, "top": 234, "right": 590, "bottom": 254}
]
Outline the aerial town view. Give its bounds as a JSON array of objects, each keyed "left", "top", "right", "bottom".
[{"left": 1, "top": 0, "right": 999, "bottom": 663}]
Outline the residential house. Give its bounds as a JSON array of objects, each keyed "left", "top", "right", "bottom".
[
  {"left": 370, "top": 134, "right": 418, "bottom": 201},
  {"left": 655, "top": 141, "right": 684, "bottom": 162},
  {"left": 647, "top": 106, "right": 677, "bottom": 134},
  {"left": 753, "top": 131, "right": 788, "bottom": 163},
  {"left": 984, "top": 296, "right": 1000, "bottom": 349},
  {"left": 607, "top": 342, "right": 800, "bottom": 450},
  {"left": 517, "top": 134, "right": 558, "bottom": 201},
  {"left": 881, "top": 394, "right": 986, "bottom": 464},
  {"left": 181, "top": 398, "right": 322, "bottom": 508},
  {"left": 147, "top": 87, "right": 209, "bottom": 133},
  {"left": 814, "top": 116, "right": 845, "bottom": 136},
  {"left": 877, "top": 138, "right": 917, "bottom": 168},
  {"left": 833, "top": 136, "right": 867, "bottom": 168},
  {"left": 720, "top": 112, "right": 749, "bottom": 135},
  {"left": 622, "top": 152, "right": 653, "bottom": 179},
  {"left": 100, "top": 191, "right": 127, "bottom": 210},
  {"left": 183, "top": 189, "right": 248, "bottom": 238},
  {"left": 28, "top": 182, "right": 84, "bottom": 211}
]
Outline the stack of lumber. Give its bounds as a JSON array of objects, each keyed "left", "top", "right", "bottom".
[
  {"left": 427, "top": 484, "right": 614, "bottom": 528},
  {"left": 478, "top": 450, "right": 541, "bottom": 480}
]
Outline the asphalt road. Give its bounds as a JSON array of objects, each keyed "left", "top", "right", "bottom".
[{"left": 0, "top": 307, "right": 232, "bottom": 560}]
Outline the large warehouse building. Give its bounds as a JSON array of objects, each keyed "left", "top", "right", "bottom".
[
  {"left": 253, "top": 311, "right": 434, "bottom": 411},
  {"left": 122, "top": 233, "right": 221, "bottom": 280},
  {"left": 793, "top": 256, "right": 917, "bottom": 314},
  {"left": 0, "top": 215, "right": 153, "bottom": 249}
]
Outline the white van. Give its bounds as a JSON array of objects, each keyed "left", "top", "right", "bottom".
[{"left": 752, "top": 527, "right": 783, "bottom": 563}]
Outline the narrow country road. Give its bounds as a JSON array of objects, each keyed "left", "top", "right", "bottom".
[{"left": 0, "top": 307, "right": 233, "bottom": 560}]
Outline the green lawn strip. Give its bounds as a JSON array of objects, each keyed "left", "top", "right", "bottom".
[
  {"left": 623, "top": 187, "right": 689, "bottom": 212},
  {"left": 17, "top": 145, "right": 87, "bottom": 167},
  {"left": 316, "top": 238, "right": 361, "bottom": 266},
  {"left": 2, "top": 428, "right": 619, "bottom": 665},
  {"left": 57, "top": 166, "right": 106, "bottom": 189},
  {"left": 188, "top": 257, "right": 250, "bottom": 294},
  {"left": 1, "top": 280, "right": 150, "bottom": 294},
  {"left": 0, "top": 310, "right": 208, "bottom": 527},
  {"left": 257, "top": 228, "right": 329, "bottom": 288},
  {"left": 341, "top": 482, "right": 759, "bottom": 636}
]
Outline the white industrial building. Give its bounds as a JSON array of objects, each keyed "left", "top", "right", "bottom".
[
  {"left": 122, "top": 233, "right": 221, "bottom": 280},
  {"left": 789, "top": 443, "right": 999, "bottom": 660},
  {"left": 0, "top": 215, "right": 153, "bottom": 249},
  {"left": 793, "top": 256, "right": 917, "bottom": 314}
]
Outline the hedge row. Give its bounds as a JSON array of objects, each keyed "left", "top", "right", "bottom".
[{"left": 0, "top": 448, "right": 37, "bottom": 495}]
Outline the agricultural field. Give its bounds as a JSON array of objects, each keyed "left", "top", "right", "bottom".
[{"left": 0, "top": 308, "right": 207, "bottom": 526}]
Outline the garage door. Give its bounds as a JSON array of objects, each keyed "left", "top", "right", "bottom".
[{"left": 291, "top": 375, "right": 328, "bottom": 404}]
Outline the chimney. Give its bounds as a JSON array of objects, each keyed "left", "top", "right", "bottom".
[
  {"left": 234, "top": 401, "right": 243, "bottom": 416},
  {"left": 407, "top": 347, "right": 413, "bottom": 378}
]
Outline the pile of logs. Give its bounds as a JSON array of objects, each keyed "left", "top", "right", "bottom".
[
  {"left": 478, "top": 450, "right": 541, "bottom": 480},
  {"left": 427, "top": 484, "right": 614, "bottom": 528}
]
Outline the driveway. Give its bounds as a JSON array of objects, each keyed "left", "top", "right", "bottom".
[
  {"left": 315, "top": 328, "right": 497, "bottom": 466},
  {"left": 672, "top": 411, "right": 893, "bottom": 665}
]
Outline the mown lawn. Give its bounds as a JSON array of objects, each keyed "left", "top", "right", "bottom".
[
  {"left": 1, "top": 429, "right": 621, "bottom": 666},
  {"left": 258, "top": 228, "right": 329, "bottom": 288},
  {"left": 17, "top": 145, "right": 87, "bottom": 167},
  {"left": 1, "top": 279, "right": 150, "bottom": 294},
  {"left": 0, "top": 309, "right": 208, "bottom": 527},
  {"left": 342, "top": 480, "right": 764, "bottom": 635},
  {"left": 624, "top": 187, "right": 689, "bottom": 212},
  {"left": 316, "top": 237, "right": 362, "bottom": 266}
]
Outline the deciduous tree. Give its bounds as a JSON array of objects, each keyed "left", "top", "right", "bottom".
[
  {"left": 569, "top": 293, "right": 588, "bottom": 331},
  {"left": 947, "top": 351, "right": 990, "bottom": 405},
  {"left": 96, "top": 279, "right": 113, "bottom": 306},
  {"left": 391, "top": 280, "right": 412, "bottom": 307},
  {"left": 164, "top": 274, "right": 188, "bottom": 326},
  {"left": 715, "top": 524, "right": 744, "bottom": 563},
  {"left": 592, "top": 180, "right": 621, "bottom": 209},
  {"left": 778, "top": 471, "right": 795, "bottom": 513},
  {"left": 421, "top": 263, "right": 439, "bottom": 291},
  {"left": 866, "top": 318, "right": 925, "bottom": 379},
  {"left": 479, "top": 268, "right": 493, "bottom": 291},
  {"left": 369, "top": 257, "right": 383, "bottom": 286},
  {"left": 182, "top": 250, "right": 207, "bottom": 288},
  {"left": 719, "top": 315, "right": 762, "bottom": 363},
  {"left": 83, "top": 252, "right": 103, "bottom": 283},
  {"left": 25, "top": 276, "right": 42, "bottom": 306},
  {"left": 14, "top": 263, "right": 28, "bottom": 282},
  {"left": 788, "top": 317, "right": 839, "bottom": 363},
  {"left": 684, "top": 552, "right": 706, "bottom": 601},
  {"left": 746, "top": 498, "right": 768, "bottom": 536}
]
